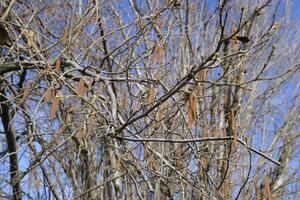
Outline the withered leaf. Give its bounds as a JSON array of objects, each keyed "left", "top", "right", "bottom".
[
  {"left": 62, "top": 29, "right": 68, "bottom": 45},
  {"left": 76, "top": 78, "right": 85, "bottom": 96},
  {"left": 264, "top": 176, "right": 272, "bottom": 200},
  {"left": 148, "top": 86, "right": 156, "bottom": 104},
  {"left": 50, "top": 96, "right": 59, "bottom": 120},
  {"left": 34, "top": 178, "right": 40, "bottom": 191},
  {"left": 55, "top": 59, "right": 61, "bottom": 72},
  {"left": 144, "top": 142, "right": 149, "bottom": 160},
  {"left": 43, "top": 87, "right": 52, "bottom": 103},
  {"left": 188, "top": 90, "right": 197, "bottom": 127}
]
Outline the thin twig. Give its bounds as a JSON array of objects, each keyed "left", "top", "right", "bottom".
[{"left": 114, "top": 135, "right": 281, "bottom": 166}]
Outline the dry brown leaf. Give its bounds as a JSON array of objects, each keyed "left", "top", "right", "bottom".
[
  {"left": 220, "top": 180, "right": 229, "bottom": 199},
  {"left": 50, "top": 96, "right": 59, "bottom": 120},
  {"left": 148, "top": 158, "right": 156, "bottom": 171},
  {"left": 264, "top": 176, "right": 272, "bottom": 200},
  {"left": 55, "top": 59, "right": 61, "bottom": 72},
  {"left": 148, "top": 86, "right": 156, "bottom": 104},
  {"left": 198, "top": 68, "right": 207, "bottom": 81},
  {"left": 188, "top": 90, "right": 197, "bottom": 127},
  {"left": 76, "top": 78, "right": 85, "bottom": 96},
  {"left": 156, "top": 105, "right": 164, "bottom": 124},
  {"left": 67, "top": 160, "right": 73, "bottom": 177},
  {"left": 34, "top": 178, "right": 40, "bottom": 191},
  {"left": 152, "top": 43, "right": 164, "bottom": 63},
  {"left": 62, "top": 29, "right": 68, "bottom": 45},
  {"left": 147, "top": 159, "right": 153, "bottom": 169},
  {"left": 197, "top": 68, "right": 207, "bottom": 97},
  {"left": 135, "top": 159, "right": 142, "bottom": 171},
  {"left": 199, "top": 153, "right": 207, "bottom": 177},
  {"left": 54, "top": 125, "right": 64, "bottom": 144},
  {"left": 144, "top": 142, "right": 149, "bottom": 160},
  {"left": 43, "top": 87, "right": 53, "bottom": 103},
  {"left": 175, "top": 146, "right": 183, "bottom": 169}
]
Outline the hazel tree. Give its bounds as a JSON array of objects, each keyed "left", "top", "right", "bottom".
[{"left": 0, "top": 0, "right": 299, "bottom": 199}]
